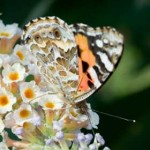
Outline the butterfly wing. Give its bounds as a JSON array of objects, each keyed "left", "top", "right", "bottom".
[
  {"left": 69, "top": 24, "right": 124, "bottom": 102},
  {"left": 22, "top": 17, "right": 79, "bottom": 101}
]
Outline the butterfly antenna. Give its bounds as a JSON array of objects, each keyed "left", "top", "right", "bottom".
[{"left": 93, "top": 110, "right": 136, "bottom": 123}]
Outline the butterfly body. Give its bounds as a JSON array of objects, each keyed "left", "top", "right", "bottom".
[{"left": 22, "top": 16, "right": 124, "bottom": 104}]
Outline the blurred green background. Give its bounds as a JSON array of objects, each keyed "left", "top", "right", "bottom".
[{"left": 1, "top": 0, "right": 150, "bottom": 149}]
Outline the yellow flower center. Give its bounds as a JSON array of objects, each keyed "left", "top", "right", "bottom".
[
  {"left": 0, "top": 95, "right": 9, "bottom": 106},
  {"left": 45, "top": 102, "right": 55, "bottom": 109},
  {"left": 20, "top": 109, "right": 30, "bottom": 118},
  {"left": 23, "top": 122, "right": 30, "bottom": 129},
  {"left": 16, "top": 51, "right": 24, "bottom": 60},
  {"left": 9, "top": 72, "right": 19, "bottom": 81},
  {"left": 0, "top": 32, "right": 10, "bottom": 37},
  {"left": 24, "top": 88, "right": 34, "bottom": 99}
]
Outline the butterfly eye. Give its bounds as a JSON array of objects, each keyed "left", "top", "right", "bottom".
[
  {"left": 34, "top": 34, "right": 43, "bottom": 44},
  {"left": 53, "top": 28, "right": 61, "bottom": 39}
]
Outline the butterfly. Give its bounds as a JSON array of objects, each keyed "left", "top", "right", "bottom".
[{"left": 21, "top": 16, "right": 124, "bottom": 105}]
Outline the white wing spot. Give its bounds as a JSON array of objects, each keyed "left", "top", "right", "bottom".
[
  {"left": 91, "top": 43, "right": 94, "bottom": 46},
  {"left": 88, "top": 67, "right": 101, "bottom": 88},
  {"left": 96, "top": 40, "right": 103, "bottom": 48},
  {"left": 103, "top": 38, "right": 109, "bottom": 44},
  {"left": 97, "top": 51, "right": 114, "bottom": 72},
  {"left": 87, "top": 31, "right": 96, "bottom": 36},
  {"left": 78, "top": 29, "right": 85, "bottom": 33}
]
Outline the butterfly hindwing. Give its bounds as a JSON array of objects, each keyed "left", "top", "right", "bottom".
[
  {"left": 22, "top": 17, "right": 79, "bottom": 101},
  {"left": 70, "top": 23, "right": 124, "bottom": 102}
]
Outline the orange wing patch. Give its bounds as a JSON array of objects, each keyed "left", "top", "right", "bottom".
[{"left": 75, "top": 34, "right": 96, "bottom": 91}]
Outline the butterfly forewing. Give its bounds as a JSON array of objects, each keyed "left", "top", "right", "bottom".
[{"left": 69, "top": 24, "right": 124, "bottom": 102}]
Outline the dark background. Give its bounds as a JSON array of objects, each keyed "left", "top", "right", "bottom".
[{"left": 1, "top": 0, "right": 150, "bottom": 149}]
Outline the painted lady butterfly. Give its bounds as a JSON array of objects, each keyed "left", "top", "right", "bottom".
[{"left": 21, "top": 16, "right": 124, "bottom": 105}]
